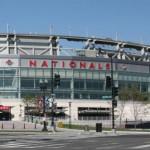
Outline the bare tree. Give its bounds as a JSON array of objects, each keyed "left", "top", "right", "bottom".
[
  {"left": 118, "top": 87, "right": 130, "bottom": 127},
  {"left": 128, "top": 85, "right": 149, "bottom": 128}
]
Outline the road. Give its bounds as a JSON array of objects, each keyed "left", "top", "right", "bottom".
[{"left": 0, "top": 133, "right": 150, "bottom": 149}]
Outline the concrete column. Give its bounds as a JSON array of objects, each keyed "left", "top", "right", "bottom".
[{"left": 71, "top": 70, "right": 74, "bottom": 99}]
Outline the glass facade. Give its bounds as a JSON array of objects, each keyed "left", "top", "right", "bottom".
[{"left": 0, "top": 56, "right": 149, "bottom": 101}]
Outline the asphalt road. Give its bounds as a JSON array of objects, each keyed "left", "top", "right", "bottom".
[{"left": 0, "top": 134, "right": 150, "bottom": 149}]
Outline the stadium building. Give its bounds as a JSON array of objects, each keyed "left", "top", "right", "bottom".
[{"left": 0, "top": 33, "right": 149, "bottom": 125}]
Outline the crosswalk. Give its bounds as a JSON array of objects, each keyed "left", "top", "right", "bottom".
[
  {"left": 0, "top": 140, "right": 70, "bottom": 149},
  {"left": 1, "top": 138, "right": 150, "bottom": 149},
  {"left": 90, "top": 140, "right": 150, "bottom": 150}
]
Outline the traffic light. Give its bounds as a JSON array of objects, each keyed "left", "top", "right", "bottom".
[
  {"left": 106, "top": 76, "right": 112, "bottom": 89},
  {"left": 112, "top": 87, "right": 118, "bottom": 97},
  {"left": 112, "top": 100, "right": 117, "bottom": 108},
  {"left": 54, "top": 74, "right": 60, "bottom": 87}
]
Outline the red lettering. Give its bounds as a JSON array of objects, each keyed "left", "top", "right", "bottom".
[
  {"left": 89, "top": 63, "right": 95, "bottom": 69},
  {"left": 41, "top": 60, "right": 48, "bottom": 67},
  {"left": 52, "top": 60, "right": 58, "bottom": 68},
  {"left": 98, "top": 64, "right": 103, "bottom": 70},
  {"left": 106, "top": 63, "right": 110, "bottom": 70},
  {"left": 29, "top": 60, "right": 36, "bottom": 67},
  {"left": 62, "top": 61, "right": 65, "bottom": 68},
  {"left": 80, "top": 62, "right": 86, "bottom": 69},
  {"left": 69, "top": 61, "right": 76, "bottom": 68}
]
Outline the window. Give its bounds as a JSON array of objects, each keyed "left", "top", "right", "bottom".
[
  {"left": 59, "top": 79, "right": 70, "bottom": 89},
  {"left": 86, "top": 80, "right": 104, "bottom": 90},
  {"left": 74, "top": 79, "right": 84, "bottom": 89},
  {"left": 21, "top": 78, "right": 34, "bottom": 89},
  {"left": 4, "top": 77, "right": 14, "bottom": 87},
  {"left": 141, "top": 82, "right": 148, "bottom": 92}
]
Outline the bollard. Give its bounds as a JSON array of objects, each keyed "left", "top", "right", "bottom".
[
  {"left": 1, "top": 123, "right": 3, "bottom": 129},
  {"left": 24, "top": 123, "right": 26, "bottom": 129},
  {"left": 12, "top": 123, "right": 15, "bottom": 129},
  {"left": 34, "top": 123, "right": 37, "bottom": 129}
]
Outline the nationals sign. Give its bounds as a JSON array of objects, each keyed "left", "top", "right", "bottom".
[{"left": 28, "top": 59, "right": 111, "bottom": 70}]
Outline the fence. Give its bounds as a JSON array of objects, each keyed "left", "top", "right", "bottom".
[{"left": 24, "top": 115, "right": 127, "bottom": 129}]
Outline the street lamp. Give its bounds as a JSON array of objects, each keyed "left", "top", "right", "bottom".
[
  {"left": 110, "top": 57, "right": 115, "bottom": 132},
  {"left": 39, "top": 79, "right": 48, "bottom": 132}
]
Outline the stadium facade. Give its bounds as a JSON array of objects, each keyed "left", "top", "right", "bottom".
[{"left": 0, "top": 33, "right": 149, "bottom": 124}]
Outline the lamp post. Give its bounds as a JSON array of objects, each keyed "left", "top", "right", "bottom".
[
  {"left": 39, "top": 79, "right": 48, "bottom": 132},
  {"left": 51, "top": 57, "right": 56, "bottom": 131},
  {"left": 110, "top": 56, "right": 115, "bottom": 132}
]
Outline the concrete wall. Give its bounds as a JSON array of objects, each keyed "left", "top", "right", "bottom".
[{"left": 0, "top": 98, "right": 24, "bottom": 121}]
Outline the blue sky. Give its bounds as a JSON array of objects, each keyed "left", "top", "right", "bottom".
[{"left": 0, "top": 0, "right": 150, "bottom": 44}]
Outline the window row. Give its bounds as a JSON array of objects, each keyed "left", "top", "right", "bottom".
[
  {"left": 20, "top": 78, "right": 105, "bottom": 90},
  {"left": 20, "top": 68, "right": 108, "bottom": 80}
]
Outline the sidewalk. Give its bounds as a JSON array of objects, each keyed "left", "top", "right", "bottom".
[{"left": 0, "top": 121, "right": 150, "bottom": 140}]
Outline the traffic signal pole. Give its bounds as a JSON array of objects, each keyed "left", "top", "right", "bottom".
[
  {"left": 111, "top": 56, "right": 115, "bottom": 131},
  {"left": 51, "top": 55, "right": 55, "bottom": 130}
]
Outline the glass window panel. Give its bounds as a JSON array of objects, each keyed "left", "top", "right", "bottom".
[
  {"left": 79, "top": 71, "right": 86, "bottom": 79},
  {"left": 21, "top": 78, "right": 34, "bottom": 89},
  {"left": 0, "top": 92, "right": 17, "bottom": 98},
  {"left": 74, "top": 79, "right": 84, "bottom": 89},
  {"left": 43, "top": 69, "right": 50, "bottom": 77},
  {"left": 66, "top": 70, "right": 73, "bottom": 78},
  {"left": 74, "top": 93, "right": 80, "bottom": 99},
  {"left": 21, "top": 69, "right": 28, "bottom": 76},
  {"left": 58, "top": 79, "right": 70, "bottom": 89},
  {"left": 0, "top": 70, "right": 3, "bottom": 76},
  {"left": 93, "top": 71, "right": 99, "bottom": 79},
  {"left": 28, "top": 69, "right": 36, "bottom": 77},
  {"left": 4, "top": 69, "right": 16, "bottom": 76},
  {"left": 4, "top": 77, "right": 14, "bottom": 87},
  {"left": 100, "top": 72, "right": 105, "bottom": 80},
  {"left": 55, "top": 92, "right": 70, "bottom": 99},
  {"left": 87, "top": 71, "right": 93, "bottom": 79},
  {"left": 0, "top": 77, "right": 3, "bottom": 87},
  {"left": 86, "top": 79, "right": 104, "bottom": 90},
  {"left": 59, "top": 70, "right": 66, "bottom": 78},
  {"left": 141, "top": 82, "right": 148, "bottom": 92},
  {"left": 74, "top": 70, "right": 79, "bottom": 78},
  {"left": 36, "top": 69, "right": 43, "bottom": 77}
]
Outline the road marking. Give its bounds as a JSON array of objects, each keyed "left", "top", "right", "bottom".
[
  {"left": 24, "top": 145, "right": 65, "bottom": 149},
  {"left": 72, "top": 147, "right": 84, "bottom": 149},
  {"left": 0, "top": 141, "right": 68, "bottom": 149},
  {"left": 131, "top": 144, "right": 150, "bottom": 149},
  {"left": 96, "top": 145, "right": 121, "bottom": 149}
]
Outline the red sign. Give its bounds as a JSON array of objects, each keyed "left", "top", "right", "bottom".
[
  {"left": 29, "top": 60, "right": 110, "bottom": 71},
  {"left": 0, "top": 105, "right": 10, "bottom": 111}
]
